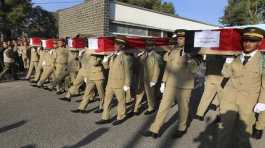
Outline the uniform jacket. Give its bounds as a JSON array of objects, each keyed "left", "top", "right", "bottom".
[
  {"left": 162, "top": 48, "right": 198, "bottom": 89},
  {"left": 222, "top": 51, "right": 265, "bottom": 105},
  {"left": 104, "top": 50, "right": 132, "bottom": 89}
]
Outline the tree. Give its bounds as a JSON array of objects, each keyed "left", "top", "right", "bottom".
[
  {"left": 0, "top": 0, "right": 57, "bottom": 39},
  {"left": 220, "top": 0, "right": 265, "bottom": 26},
  {"left": 118, "top": 0, "right": 176, "bottom": 15}
]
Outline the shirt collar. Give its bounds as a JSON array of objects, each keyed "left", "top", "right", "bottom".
[{"left": 240, "top": 50, "right": 257, "bottom": 63}]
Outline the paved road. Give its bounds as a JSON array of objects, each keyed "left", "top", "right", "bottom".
[{"left": 0, "top": 81, "right": 264, "bottom": 148}]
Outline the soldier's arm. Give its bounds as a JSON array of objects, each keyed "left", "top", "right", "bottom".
[
  {"left": 123, "top": 55, "right": 132, "bottom": 87},
  {"left": 221, "top": 62, "right": 233, "bottom": 78},
  {"left": 259, "top": 74, "right": 265, "bottom": 104},
  {"left": 151, "top": 55, "right": 161, "bottom": 83}
]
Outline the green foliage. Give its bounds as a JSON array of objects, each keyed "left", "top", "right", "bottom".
[
  {"left": 118, "top": 0, "right": 176, "bottom": 15},
  {"left": 0, "top": 0, "right": 57, "bottom": 39},
  {"left": 220, "top": 0, "right": 265, "bottom": 26}
]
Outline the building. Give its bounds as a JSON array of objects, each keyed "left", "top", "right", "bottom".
[{"left": 58, "top": 0, "right": 218, "bottom": 38}]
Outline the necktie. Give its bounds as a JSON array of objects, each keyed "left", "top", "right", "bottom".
[{"left": 243, "top": 56, "right": 251, "bottom": 65}]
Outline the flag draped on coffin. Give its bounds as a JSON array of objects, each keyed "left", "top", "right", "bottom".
[
  {"left": 41, "top": 39, "right": 55, "bottom": 49},
  {"left": 30, "top": 37, "right": 42, "bottom": 47}
]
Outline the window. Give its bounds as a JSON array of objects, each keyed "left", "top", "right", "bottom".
[{"left": 110, "top": 23, "right": 148, "bottom": 36}]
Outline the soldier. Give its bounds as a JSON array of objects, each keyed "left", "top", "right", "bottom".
[
  {"left": 34, "top": 41, "right": 56, "bottom": 88},
  {"left": 144, "top": 30, "right": 199, "bottom": 138},
  {"left": 67, "top": 48, "right": 80, "bottom": 88},
  {"left": 26, "top": 45, "right": 40, "bottom": 80},
  {"left": 47, "top": 39, "right": 69, "bottom": 94},
  {"left": 0, "top": 43, "right": 17, "bottom": 80},
  {"left": 31, "top": 46, "right": 45, "bottom": 83},
  {"left": 133, "top": 39, "right": 162, "bottom": 115},
  {"left": 71, "top": 52, "right": 105, "bottom": 114},
  {"left": 195, "top": 55, "right": 225, "bottom": 120},
  {"left": 0, "top": 41, "right": 5, "bottom": 72},
  {"left": 95, "top": 37, "right": 132, "bottom": 126},
  {"left": 18, "top": 41, "right": 30, "bottom": 70},
  {"left": 216, "top": 27, "right": 265, "bottom": 148},
  {"left": 61, "top": 48, "right": 95, "bottom": 102}
]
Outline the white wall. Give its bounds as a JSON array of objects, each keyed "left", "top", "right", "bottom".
[{"left": 110, "top": 2, "right": 218, "bottom": 31}]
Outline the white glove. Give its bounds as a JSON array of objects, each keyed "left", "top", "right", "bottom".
[
  {"left": 79, "top": 49, "right": 86, "bottom": 57},
  {"left": 254, "top": 103, "right": 265, "bottom": 113},
  {"left": 160, "top": 83, "right": 165, "bottom": 93},
  {"left": 123, "top": 86, "right": 130, "bottom": 92},
  {"left": 150, "top": 81, "right": 156, "bottom": 87},
  {"left": 84, "top": 77, "right": 87, "bottom": 83},
  {"left": 225, "top": 57, "right": 234, "bottom": 64},
  {"left": 42, "top": 61, "right": 46, "bottom": 66},
  {"left": 103, "top": 54, "right": 113, "bottom": 63}
]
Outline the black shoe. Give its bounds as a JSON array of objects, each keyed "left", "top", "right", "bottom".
[
  {"left": 172, "top": 130, "right": 187, "bottom": 139},
  {"left": 30, "top": 80, "right": 37, "bottom": 83},
  {"left": 94, "top": 109, "right": 103, "bottom": 114},
  {"left": 71, "top": 109, "right": 83, "bottom": 113},
  {"left": 58, "top": 97, "right": 71, "bottom": 102},
  {"left": 133, "top": 111, "right": 141, "bottom": 116},
  {"left": 143, "top": 131, "right": 159, "bottom": 139},
  {"left": 43, "top": 86, "right": 52, "bottom": 91},
  {"left": 31, "top": 84, "right": 38, "bottom": 87},
  {"left": 144, "top": 110, "right": 156, "bottom": 115},
  {"left": 95, "top": 119, "right": 112, "bottom": 125},
  {"left": 112, "top": 118, "right": 127, "bottom": 126},
  {"left": 194, "top": 115, "right": 204, "bottom": 121},
  {"left": 56, "top": 90, "right": 65, "bottom": 95},
  {"left": 252, "top": 128, "right": 263, "bottom": 139}
]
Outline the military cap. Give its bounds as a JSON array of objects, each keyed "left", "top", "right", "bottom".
[
  {"left": 172, "top": 29, "right": 186, "bottom": 38},
  {"left": 114, "top": 36, "right": 127, "bottom": 46},
  {"left": 241, "top": 27, "right": 265, "bottom": 41},
  {"left": 145, "top": 38, "right": 155, "bottom": 46},
  {"left": 168, "top": 37, "right": 178, "bottom": 45}
]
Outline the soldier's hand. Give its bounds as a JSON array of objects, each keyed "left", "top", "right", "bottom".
[
  {"left": 160, "top": 83, "right": 165, "bottom": 93},
  {"left": 225, "top": 57, "right": 234, "bottom": 64},
  {"left": 123, "top": 86, "right": 130, "bottom": 92},
  {"left": 254, "top": 103, "right": 265, "bottom": 113},
  {"left": 150, "top": 81, "right": 156, "bottom": 87},
  {"left": 103, "top": 54, "right": 112, "bottom": 63}
]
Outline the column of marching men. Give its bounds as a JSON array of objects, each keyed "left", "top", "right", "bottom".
[{"left": 2, "top": 27, "right": 265, "bottom": 147}]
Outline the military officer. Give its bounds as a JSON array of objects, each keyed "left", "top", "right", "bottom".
[
  {"left": 18, "top": 41, "right": 30, "bottom": 70},
  {"left": 61, "top": 48, "right": 95, "bottom": 102},
  {"left": 195, "top": 55, "right": 225, "bottom": 120},
  {"left": 26, "top": 45, "right": 40, "bottom": 79},
  {"left": 216, "top": 27, "right": 265, "bottom": 148},
  {"left": 71, "top": 52, "right": 105, "bottom": 114},
  {"left": 144, "top": 30, "right": 199, "bottom": 138},
  {"left": 133, "top": 39, "right": 162, "bottom": 115},
  {"left": 34, "top": 41, "right": 56, "bottom": 88},
  {"left": 47, "top": 39, "right": 69, "bottom": 94},
  {"left": 95, "top": 36, "right": 132, "bottom": 126},
  {"left": 31, "top": 46, "right": 45, "bottom": 83},
  {"left": 67, "top": 48, "right": 80, "bottom": 88}
]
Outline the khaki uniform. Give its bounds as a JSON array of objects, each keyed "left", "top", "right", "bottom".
[
  {"left": 26, "top": 47, "right": 39, "bottom": 79},
  {"left": 134, "top": 51, "right": 162, "bottom": 113},
  {"left": 18, "top": 46, "right": 29, "bottom": 69},
  {"left": 66, "top": 50, "right": 93, "bottom": 97},
  {"left": 33, "top": 49, "right": 45, "bottom": 82},
  {"left": 49, "top": 47, "right": 69, "bottom": 90},
  {"left": 150, "top": 48, "right": 197, "bottom": 133},
  {"left": 68, "top": 50, "right": 80, "bottom": 84},
  {"left": 78, "top": 55, "right": 105, "bottom": 110},
  {"left": 217, "top": 51, "right": 265, "bottom": 148},
  {"left": 102, "top": 51, "right": 132, "bottom": 120},
  {"left": 37, "top": 50, "right": 56, "bottom": 86},
  {"left": 196, "top": 55, "right": 225, "bottom": 117}
]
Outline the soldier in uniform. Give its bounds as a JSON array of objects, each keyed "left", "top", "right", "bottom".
[
  {"left": 47, "top": 39, "right": 69, "bottom": 94},
  {"left": 31, "top": 46, "right": 45, "bottom": 83},
  {"left": 34, "top": 41, "right": 56, "bottom": 88},
  {"left": 18, "top": 41, "right": 30, "bottom": 71},
  {"left": 95, "top": 37, "right": 132, "bottom": 126},
  {"left": 144, "top": 30, "right": 199, "bottom": 138},
  {"left": 133, "top": 38, "right": 162, "bottom": 115},
  {"left": 71, "top": 52, "right": 105, "bottom": 114},
  {"left": 26, "top": 45, "right": 40, "bottom": 80},
  {"left": 66, "top": 48, "right": 80, "bottom": 89},
  {"left": 61, "top": 48, "right": 95, "bottom": 102},
  {"left": 217, "top": 27, "right": 265, "bottom": 148},
  {"left": 195, "top": 55, "right": 225, "bottom": 120}
]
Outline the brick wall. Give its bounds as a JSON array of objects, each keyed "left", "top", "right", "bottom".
[{"left": 58, "top": 0, "right": 110, "bottom": 38}]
